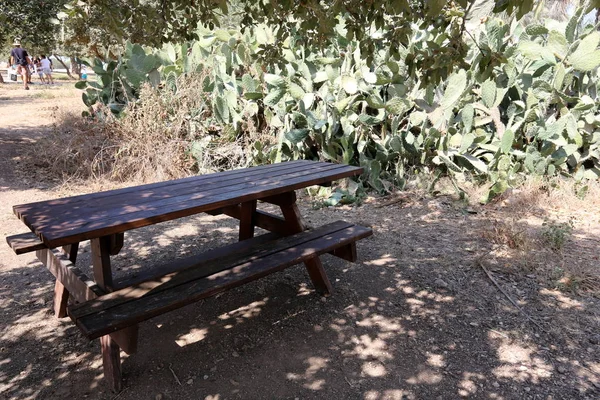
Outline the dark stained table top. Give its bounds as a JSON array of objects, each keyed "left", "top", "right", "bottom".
[{"left": 14, "top": 161, "right": 362, "bottom": 248}]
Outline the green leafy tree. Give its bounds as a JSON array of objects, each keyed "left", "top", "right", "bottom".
[
  {"left": 63, "top": 0, "right": 600, "bottom": 83},
  {"left": 0, "top": 0, "right": 69, "bottom": 54}
]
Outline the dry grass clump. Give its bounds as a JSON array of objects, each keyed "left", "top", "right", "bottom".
[
  {"left": 554, "top": 267, "right": 600, "bottom": 294},
  {"left": 28, "top": 108, "right": 118, "bottom": 180},
  {"left": 28, "top": 73, "right": 268, "bottom": 184},
  {"left": 108, "top": 79, "right": 205, "bottom": 182},
  {"left": 479, "top": 177, "right": 600, "bottom": 296},
  {"left": 482, "top": 218, "right": 529, "bottom": 250},
  {"left": 510, "top": 178, "right": 599, "bottom": 213}
]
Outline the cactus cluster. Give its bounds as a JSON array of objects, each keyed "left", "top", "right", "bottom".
[{"left": 75, "top": 10, "right": 600, "bottom": 201}]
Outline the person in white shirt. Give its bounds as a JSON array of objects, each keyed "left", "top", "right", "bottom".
[
  {"left": 40, "top": 55, "right": 54, "bottom": 84},
  {"left": 34, "top": 57, "right": 46, "bottom": 84}
]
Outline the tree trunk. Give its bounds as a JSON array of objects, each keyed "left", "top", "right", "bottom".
[
  {"left": 52, "top": 54, "right": 75, "bottom": 79},
  {"left": 70, "top": 56, "right": 82, "bottom": 78}
]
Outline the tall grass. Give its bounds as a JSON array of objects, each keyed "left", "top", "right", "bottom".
[{"left": 30, "top": 73, "right": 258, "bottom": 183}]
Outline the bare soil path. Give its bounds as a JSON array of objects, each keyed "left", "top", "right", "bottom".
[{"left": 0, "top": 84, "right": 599, "bottom": 400}]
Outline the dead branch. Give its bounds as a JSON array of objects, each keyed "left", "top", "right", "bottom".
[{"left": 477, "top": 257, "right": 547, "bottom": 332}]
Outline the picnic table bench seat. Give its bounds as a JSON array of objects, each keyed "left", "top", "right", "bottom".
[
  {"left": 6, "top": 231, "right": 47, "bottom": 254},
  {"left": 68, "top": 221, "right": 372, "bottom": 339}
]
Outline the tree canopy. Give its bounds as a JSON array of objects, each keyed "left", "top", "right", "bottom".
[
  {"left": 0, "top": 1, "right": 69, "bottom": 53},
  {"left": 63, "top": 1, "right": 597, "bottom": 46},
  {"left": 60, "top": 0, "right": 599, "bottom": 82},
  {"left": 3, "top": 1, "right": 597, "bottom": 61},
  {"left": 4, "top": 0, "right": 597, "bottom": 79}
]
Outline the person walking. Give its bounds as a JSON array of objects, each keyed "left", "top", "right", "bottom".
[
  {"left": 9, "top": 38, "right": 31, "bottom": 90},
  {"left": 40, "top": 55, "right": 54, "bottom": 85}
]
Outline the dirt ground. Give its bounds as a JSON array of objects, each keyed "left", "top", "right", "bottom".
[{"left": 1, "top": 83, "right": 599, "bottom": 400}]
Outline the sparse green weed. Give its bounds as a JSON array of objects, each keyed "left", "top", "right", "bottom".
[
  {"left": 541, "top": 218, "right": 574, "bottom": 251},
  {"left": 32, "top": 90, "right": 56, "bottom": 99},
  {"left": 307, "top": 181, "right": 364, "bottom": 209}
]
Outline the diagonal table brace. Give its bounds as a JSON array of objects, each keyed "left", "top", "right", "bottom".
[{"left": 265, "top": 191, "right": 333, "bottom": 296}]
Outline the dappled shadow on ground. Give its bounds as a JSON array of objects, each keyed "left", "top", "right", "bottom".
[
  {"left": 1, "top": 194, "right": 599, "bottom": 400},
  {"left": 0, "top": 129, "right": 51, "bottom": 193},
  {"left": 0, "top": 95, "right": 37, "bottom": 104},
  {"left": 0, "top": 129, "right": 45, "bottom": 162},
  {"left": 0, "top": 95, "right": 59, "bottom": 193},
  {"left": 0, "top": 83, "right": 84, "bottom": 193}
]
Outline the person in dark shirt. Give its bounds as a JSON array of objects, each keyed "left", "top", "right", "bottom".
[{"left": 9, "top": 39, "right": 32, "bottom": 90}]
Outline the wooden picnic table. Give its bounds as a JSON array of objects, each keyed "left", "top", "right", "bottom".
[{"left": 7, "top": 160, "right": 372, "bottom": 392}]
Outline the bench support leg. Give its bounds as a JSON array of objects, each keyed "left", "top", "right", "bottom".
[
  {"left": 279, "top": 194, "right": 332, "bottom": 296},
  {"left": 109, "top": 233, "right": 125, "bottom": 255},
  {"left": 101, "top": 335, "right": 122, "bottom": 393},
  {"left": 304, "top": 258, "right": 333, "bottom": 296},
  {"left": 54, "top": 281, "right": 70, "bottom": 318},
  {"left": 91, "top": 237, "right": 139, "bottom": 357},
  {"left": 111, "top": 326, "right": 138, "bottom": 355},
  {"left": 330, "top": 243, "right": 357, "bottom": 262}
]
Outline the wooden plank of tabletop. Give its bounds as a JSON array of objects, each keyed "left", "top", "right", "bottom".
[
  {"left": 20, "top": 161, "right": 323, "bottom": 229},
  {"left": 14, "top": 160, "right": 313, "bottom": 220},
  {"left": 36, "top": 162, "right": 349, "bottom": 229},
  {"left": 39, "top": 163, "right": 360, "bottom": 242},
  {"left": 38, "top": 164, "right": 362, "bottom": 247}
]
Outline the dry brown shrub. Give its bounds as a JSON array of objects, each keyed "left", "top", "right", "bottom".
[
  {"left": 27, "top": 108, "right": 117, "bottom": 180},
  {"left": 478, "top": 177, "right": 600, "bottom": 296},
  {"left": 482, "top": 218, "right": 529, "bottom": 250},
  {"left": 108, "top": 81, "right": 201, "bottom": 182},
  {"left": 107, "top": 73, "right": 264, "bottom": 181},
  {"left": 29, "top": 72, "right": 268, "bottom": 184}
]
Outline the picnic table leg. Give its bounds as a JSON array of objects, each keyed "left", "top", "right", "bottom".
[
  {"left": 109, "top": 233, "right": 125, "bottom": 255},
  {"left": 54, "top": 243, "right": 79, "bottom": 318},
  {"left": 53, "top": 281, "right": 70, "bottom": 318},
  {"left": 91, "top": 235, "right": 137, "bottom": 389},
  {"left": 278, "top": 193, "right": 333, "bottom": 296},
  {"left": 239, "top": 200, "right": 257, "bottom": 241},
  {"left": 91, "top": 236, "right": 114, "bottom": 290},
  {"left": 101, "top": 335, "right": 122, "bottom": 393}
]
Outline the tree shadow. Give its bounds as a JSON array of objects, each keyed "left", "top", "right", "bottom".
[
  {"left": 1, "top": 196, "right": 599, "bottom": 399},
  {"left": 0, "top": 125, "right": 52, "bottom": 193}
]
